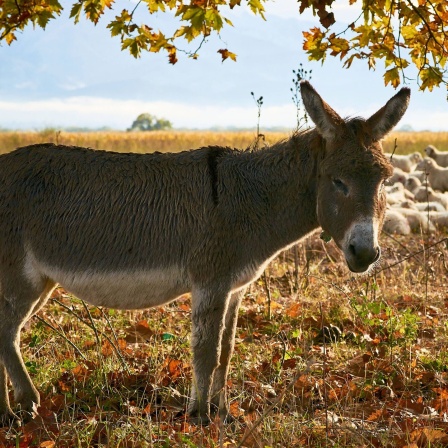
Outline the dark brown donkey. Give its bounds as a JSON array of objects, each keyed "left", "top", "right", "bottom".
[{"left": 0, "top": 81, "right": 409, "bottom": 424}]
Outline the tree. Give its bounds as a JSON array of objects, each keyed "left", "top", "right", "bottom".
[
  {"left": 1, "top": 0, "right": 446, "bottom": 92},
  {"left": 128, "top": 113, "right": 172, "bottom": 131}
]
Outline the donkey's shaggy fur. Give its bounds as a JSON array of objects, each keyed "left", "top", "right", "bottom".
[{"left": 0, "top": 82, "right": 409, "bottom": 425}]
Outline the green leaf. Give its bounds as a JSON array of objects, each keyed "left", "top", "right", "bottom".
[
  {"left": 70, "top": 3, "right": 83, "bottom": 24},
  {"left": 162, "top": 333, "right": 175, "bottom": 341},
  {"left": 205, "top": 9, "right": 224, "bottom": 31},
  {"left": 107, "top": 10, "right": 132, "bottom": 37},
  {"left": 35, "top": 10, "right": 54, "bottom": 28}
]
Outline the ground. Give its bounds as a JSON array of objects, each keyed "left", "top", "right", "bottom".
[{"left": 1, "top": 229, "right": 448, "bottom": 447}]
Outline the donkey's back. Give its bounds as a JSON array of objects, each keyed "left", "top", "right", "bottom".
[{"left": 0, "top": 144, "right": 231, "bottom": 309}]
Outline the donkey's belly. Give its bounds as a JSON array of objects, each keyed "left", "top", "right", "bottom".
[
  {"left": 60, "top": 267, "right": 190, "bottom": 309},
  {"left": 25, "top": 253, "right": 190, "bottom": 309}
]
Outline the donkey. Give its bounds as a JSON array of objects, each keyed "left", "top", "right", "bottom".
[{"left": 0, "top": 81, "right": 409, "bottom": 425}]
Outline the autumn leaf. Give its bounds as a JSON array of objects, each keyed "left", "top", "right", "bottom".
[
  {"left": 411, "top": 428, "right": 448, "bottom": 445},
  {"left": 285, "top": 302, "right": 301, "bottom": 318},
  {"left": 218, "top": 48, "right": 237, "bottom": 62},
  {"left": 248, "top": 0, "right": 265, "bottom": 19},
  {"left": 0, "top": 0, "right": 446, "bottom": 88},
  {"left": 319, "top": 11, "right": 335, "bottom": 28},
  {"left": 420, "top": 67, "right": 444, "bottom": 91},
  {"left": 125, "top": 319, "right": 155, "bottom": 342},
  {"left": 101, "top": 340, "right": 114, "bottom": 356},
  {"left": 163, "top": 358, "right": 184, "bottom": 378},
  {"left": 39, "top": 441, "right": 56, "bottom": 448},
  {"left": 303, "top": 27, "right": 328, "bottom": 60},
  {"left": 107, "top": 10, "right": 132, "bottom": 37},
  {"left": 384, "top": 66, "right": 400, "bottom": 87},
  {"left": 72, "top": 363, "right": 90, "bottom": 380}
]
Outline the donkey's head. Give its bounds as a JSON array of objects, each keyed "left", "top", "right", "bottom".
[{"left": 301, "top": 81, "right": 410, "bottom": 273}]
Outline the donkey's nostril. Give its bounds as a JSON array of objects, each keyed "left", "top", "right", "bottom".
[
  {"left": 347, "top": 243, "right": 380, "bottom": 270},
  {"left": 349, "top": 244, "right": 356, "bottom": 256}
]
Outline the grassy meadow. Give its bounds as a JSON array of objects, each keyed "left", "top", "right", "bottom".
[{"left": 1, "top": 130, "right": 448, "bottom": 447}]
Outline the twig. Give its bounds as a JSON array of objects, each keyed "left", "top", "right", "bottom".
[
  {"left": 306, "top": 274, "right": 350, "bottom": 299},
  {"left": 81, "top": 300, "right": 102, "bottom": 350},
  {"left": 293, "top": 245, "right": 300, "bottom": 292},
  {"left": 35, "top": 315, "right": 87, "bottom": 361},
  {"left": 320, "top": 302, "right": 329, "bottom": 447},
  {"left": 262, "top": 270, "right": 272, "bottom": 320},
  {"left": 377, "top": 237, "right": 448, "bottom": 272},
  {"left": 98, "top": 307, "right": 131, "bottom": 374},
  {"left": 51, "top": 298, "right": 130, "bottom": 373},
  {"left": 424, "top": 170, "right": 431, "bottom": 310},
  {"left": 79, "top": 300, "right": 109, "bottom": 382},
  {"left": 390, "top": 137, "right": 398, "bottom": 160},
  {"left": 382, "top": 230, "right": 424, "bottom": 265},
  {"left": 236, "top": 367, "right": 307, "bottom": 448}
]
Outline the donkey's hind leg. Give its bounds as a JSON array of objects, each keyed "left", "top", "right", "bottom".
[
  {"left": 188, "top": 283, "right": 231, "bottom": 422},
  {"left": 210, "top": 288, "right": 245, "bottom": 419},
  {"left": 0, "top": 277, "right": 55, "bottom": 423}
]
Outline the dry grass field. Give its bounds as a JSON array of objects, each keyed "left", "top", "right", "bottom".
[
  {"left": 0, "top": 129, "right": 447, "bottom": 155},
  {"left": 0, "top": 130, "right": 448, "bottom": 447}
]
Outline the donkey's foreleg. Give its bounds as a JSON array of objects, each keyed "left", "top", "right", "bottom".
[
  {"left": 0, "top": 279, "right": 55, "bottom": 423},
  {"left": 0, "top": 304, "right": 40, "bottom": 419},
  {"left": 188, "top": 284, "right": 230, "bottom": 422},
  {"left": 1, "top": 338, "right": 40, "bottom": 415},
  {"left": 210, "top": 288, "right": 245, "bottom": 418}
]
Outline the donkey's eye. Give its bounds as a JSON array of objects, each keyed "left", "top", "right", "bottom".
[{"left": 332, "top": 178, "right": 349, "bottom": 196}]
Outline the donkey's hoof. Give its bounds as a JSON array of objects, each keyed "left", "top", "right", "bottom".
[
  {"left": 15, "top": 408, "right": 36, "bottom": 424},
  {"left": 188, "top": 411, "right": 211, "bottom": 426}
]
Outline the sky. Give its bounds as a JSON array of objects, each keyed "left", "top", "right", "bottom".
[{"left": 0, "top": 0, "right": 446, "bottom": 132}]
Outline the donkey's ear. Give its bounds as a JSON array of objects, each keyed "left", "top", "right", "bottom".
[
  {"left": 300, "top": 80, "right": 345, "bottom": 140},
  {"left": 366, "top": 87, "right": 410, "bottom": 141}
]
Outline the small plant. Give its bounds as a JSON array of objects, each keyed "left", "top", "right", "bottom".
[
  {"left": 350, "top": 293, "right": 419, "bottom": 349},
  {"left": 250, "top": 91, "right": 264, "bottom": 149},
  {"left": 291, "top": 63, "right": 312, "bottom": 131}
]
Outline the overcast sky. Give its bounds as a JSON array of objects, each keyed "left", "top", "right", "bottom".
[{"left": 0, "top": 0, "right": 446, "bottom": 131}]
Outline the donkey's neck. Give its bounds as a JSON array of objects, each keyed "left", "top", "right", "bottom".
[{"left": 220, "top": 130, "right": 321, "bottom": 260}]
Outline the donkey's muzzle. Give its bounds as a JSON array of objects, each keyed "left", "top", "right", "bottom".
[{"left": 346, "top": 244, "right": 381, "bottom": 273}]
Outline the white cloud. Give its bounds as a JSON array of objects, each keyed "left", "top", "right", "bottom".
[
  {"left": 58, "top": 80, "right": 87, "bottom": 91},
  {"left": 0, "top": 97, "right": 298, "bottom": 130},
  {"left": 0, "top": 96, "right": 446, "bottom": 131}
]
